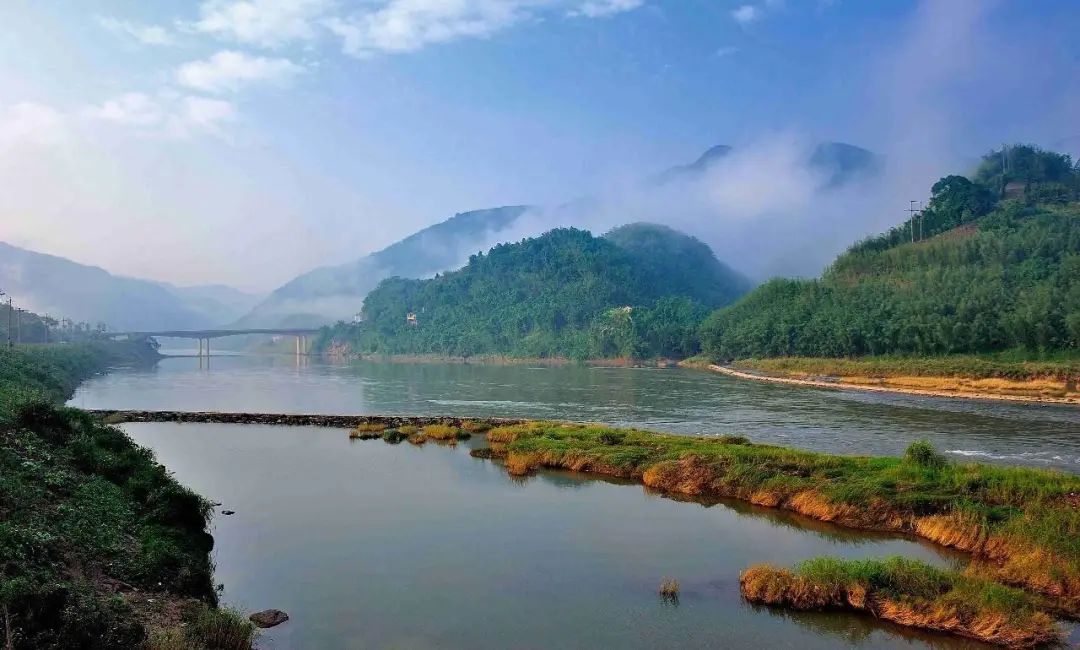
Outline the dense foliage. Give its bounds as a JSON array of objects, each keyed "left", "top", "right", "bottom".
[
  {"left": 0, "top": 344, "right": 221, "bottom": 649},
  {"left": 318, "top": 224, "right": 747, "bottom": 359},
  {"left": 702, "top": 145, "right": 1080, "bottom": 360}
]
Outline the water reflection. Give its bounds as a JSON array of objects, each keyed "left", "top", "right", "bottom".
[{"left": 122, "top": 421, "right": 1006, "bottom": 649}]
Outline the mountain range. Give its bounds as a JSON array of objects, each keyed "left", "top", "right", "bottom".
[
  {"left": 3, "top": 141, "right": 879, "bottom": 331},
  {"left": 237, "top": 141, "right": 880, "bottom": 327},
  {"left": 0, "top": 242, "right": 260, "bottom": 330}
]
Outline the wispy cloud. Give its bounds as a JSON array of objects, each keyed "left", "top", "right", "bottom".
[
  {"left": 570, "top": 0, "right": 645, "bottom": 18},
  {"left": 83, "top": 93, "right": 164, "bottom": 126},
  {"left": 83, "top": 92, "right": 236, "bottom": 138},
  {"left": 192, "top": 0, "right": 332, "bottom": 47},
  {"left": 715, "top": 45, "right": 739, "bottom": 57},
  {"left": 97, "top": 16, "right": 175, "bottom": 46},
  {"left": 176, "top": 50, "right": 304, "bottom": 93},
  {"left": 731, "top": 5, "right": 760, "bottom": 25},
  {"left": 326, "top": 0, "right": 644, "bottom": 58},
  {"left": 0, "top": 102, "right": 67, "bottom": 147}
]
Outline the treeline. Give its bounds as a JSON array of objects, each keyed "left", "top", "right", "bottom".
[
  {"left": 317, "top": 224, "right": 747, "bottom": 359},
  {"left": 701, "top": 145, "right": 1080, "bottom": 360}
]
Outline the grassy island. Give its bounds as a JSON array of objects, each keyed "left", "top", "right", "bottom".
[
  {"left": 0, "top": 344, "right": 253, "bottom": 649},
  {"left": 467, "top": 421, "right": 1080, "bottom": 617},
  {"left": 740, "top": 557, "right": 1060, "bottom": 648}
]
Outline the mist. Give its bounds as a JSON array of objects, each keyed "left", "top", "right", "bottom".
[{"left": 453, "top": 0, "right": 1078, "bottom": 283}]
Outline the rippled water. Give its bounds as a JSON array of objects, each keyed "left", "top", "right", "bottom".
[{"left": 72, "top": 354, "right": 1080, "bottom": 472}]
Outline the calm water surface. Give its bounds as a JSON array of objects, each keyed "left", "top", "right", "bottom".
[
  {"left": 72, "top": 354, "right": 1080, "bottom": 471},
  {"left": 125, "top": 422, "right": 988, "bottom": 650},
  {"left": 71, "top": 356, "right": 1080, "bottom": 648}
]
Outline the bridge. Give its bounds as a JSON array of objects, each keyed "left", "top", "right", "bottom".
[{"left": 106, "top": 328, "right": 320, "bottom": 357}]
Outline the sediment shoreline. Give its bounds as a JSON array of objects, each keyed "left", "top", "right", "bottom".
[{"left": 707, "top": 364, "right": 1080, "bottom": 405}]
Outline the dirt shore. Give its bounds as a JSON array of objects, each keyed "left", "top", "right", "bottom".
[{"left": 707, "top": 364, "right": 1080, "bottom": 405}]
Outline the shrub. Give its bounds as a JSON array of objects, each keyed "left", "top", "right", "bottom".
[{"left": 904, "top": 440, "right": 947, "bottom": 469}]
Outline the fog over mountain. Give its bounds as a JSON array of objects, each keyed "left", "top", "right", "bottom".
[
  {"left": 0, "top": 241, "right": 260, "bottom": 330},
  {"left": 238, "top": 140, "right": 882, "bottom": 328}
]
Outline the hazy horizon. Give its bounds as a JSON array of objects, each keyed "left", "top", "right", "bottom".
[{"left": 2, "top": 0, "right": 1078, "bottom": 292}]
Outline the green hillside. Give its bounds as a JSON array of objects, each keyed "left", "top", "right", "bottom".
[
  {"left": 701, "top": 145, "right": 1080, "bottom": 360},
  {"left": 317, "top": 224, "right": 748, "bottom": 359}
]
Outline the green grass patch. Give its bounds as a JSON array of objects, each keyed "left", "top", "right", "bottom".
[{"left": 741, "top": 557, "right": 1060, "bottom": 647}]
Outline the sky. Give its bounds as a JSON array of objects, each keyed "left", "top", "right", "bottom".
[{"left": 0, "top": 0, "right": 1077, "bottom": 292}]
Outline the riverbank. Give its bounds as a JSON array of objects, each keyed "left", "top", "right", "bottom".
[
  {"left": 740, "top": 557, "right": 1060, "bottom": 647},
  {"left": 0, "top": 343, "right": 253, "bottom": 650},
  {"left": 706, "top": 356, "right": 1080, "bottom": 405},
  {"left": 463, "top": 421, "right": 1080, "bottom": 621}
]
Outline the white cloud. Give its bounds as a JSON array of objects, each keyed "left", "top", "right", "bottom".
[
  {"left": 193, "top": 0, "right": 332, "bottom": 46},
  {"left": 715, "top": 45, "right": 739, "bottom": 57},
  {"left": 83, "top": 93, "right": 236, "bottom": 138},
  {"left": 0, "top": 102, "right": 66, "bottom": 146},
  {"left": 83, "top": 93, "right": 165, "bottom": 126},
  {"left": 731, "top": 5, "right": 760, "bottom": 25},
  {"left": 173, "top": 97, "right": 237, "bottom": 135},
  {"left": 97, "top": 16, "right": 174, "bottom": 45},
  {"left": 327, "top": 0, "right": 645, "bottom": 57},
  {"left": 570, "top": 0, "right": 644, "bottom": 18},
  {"left": 176, "top": 50, "right": 303, "bottom": 93}
]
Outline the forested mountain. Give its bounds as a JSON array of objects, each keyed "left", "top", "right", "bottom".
[
  {"left": 318, "top": 224, "right": 748, "bottom": 359},
  {"left": 235, "top": 206, "right": 530, "bottom": 327},
  {"left": 701, "top": 145, "right": 1080, "bottom": 360},
  {"left": 0, "top": 242, "right": 259, "bottom": 330},
  {"left": 242, "top": 141, "right": 879, "bottom": 328}
]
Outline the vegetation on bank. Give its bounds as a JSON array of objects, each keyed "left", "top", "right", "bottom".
[
  {"left": 702, "top": 146, "right": 1080, "bottom": 360},
  {"left": 462, "top": 421, "right": 1080, "bottom": 614},
  {"left": 315, "top": 223, "right": 747, "bottom": 360},
  {"left": 0, "top": 343, "right": 248, "bottom": 649},
  {"left": 740, "top": 557, "right": 1059, "bottom": 648}
]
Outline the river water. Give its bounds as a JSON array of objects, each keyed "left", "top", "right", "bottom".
[
  {"left": 73, "top": 354, "right": 1080, "bottom": 472},
  {"left": 68, "top": 355, "right": 1080, "bottom": 648}
]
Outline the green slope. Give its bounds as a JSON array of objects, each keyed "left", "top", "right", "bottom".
[
  {"left": 318, "top": 224, "right": 748, "bottom": 359},
  {"left": 701, "top": 145, "right": 1080, "bottom": 360}
]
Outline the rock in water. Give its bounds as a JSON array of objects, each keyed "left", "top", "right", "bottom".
[{"left": 249, "top": 609, "right": 289, "bottom": 628}]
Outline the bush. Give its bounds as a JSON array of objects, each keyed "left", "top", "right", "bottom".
[{"left": 904, "top": 440, "right": 947, "bottom": 469}]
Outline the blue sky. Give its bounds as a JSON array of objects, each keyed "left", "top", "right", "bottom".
[{"left": 1, "top": 0, "right": 1077, "bottom": 290}]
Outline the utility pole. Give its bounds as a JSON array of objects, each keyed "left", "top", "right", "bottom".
[
  {"left": 3, "top": 295, "right": 11, "bottom": 349},
  {"left": 909, "top": 200, "right": 919, "bottom": 242},
  {"left": 15, "top": 308, "right": 20, "bottom": 344},
  {"left": 44, "top": 313, "right": 49, "bottom": 344}
]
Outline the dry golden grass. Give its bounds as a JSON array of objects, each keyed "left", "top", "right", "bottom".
[
  {"left": 740, "top": 559, "right": 1060, "bottom": 648},
  {"left": 460, "top": 420, "right": 491, "bottom": 433},
  {"left": 407, "top": 432, "right": 427, "bottom": 445},
  {"left": 422, "top": 424, "right": 466, "bottom": 440},
  {"left": 659, "top": 578, "right": 680, "bottom": 598}
]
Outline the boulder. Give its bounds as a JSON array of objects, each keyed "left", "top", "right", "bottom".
[{"left": 249, "top": 609, "right": 289, "bottom": 628}]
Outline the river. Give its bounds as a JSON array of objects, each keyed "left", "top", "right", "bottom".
[{"left": 69, "top": 355, "right": 1080, "bottom": 648}]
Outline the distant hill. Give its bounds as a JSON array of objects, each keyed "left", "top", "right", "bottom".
[
  {"left": 0, "top": 242, "right": 260, "bottom": 330},
  {"left": 701, "top": 144, "right": 1080, "bottom": 359},
  {"left": 651, "top": 141, "right": 880, "bottom": 188},
  {"left": 319, "top": 224, "right": 748, "bottom": 359},
  {"left": 247, "top": 141, "right": 879, "bottom": 328},
  {"left": 235, "top": 205, "right": 530, "bottom": 328}
]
